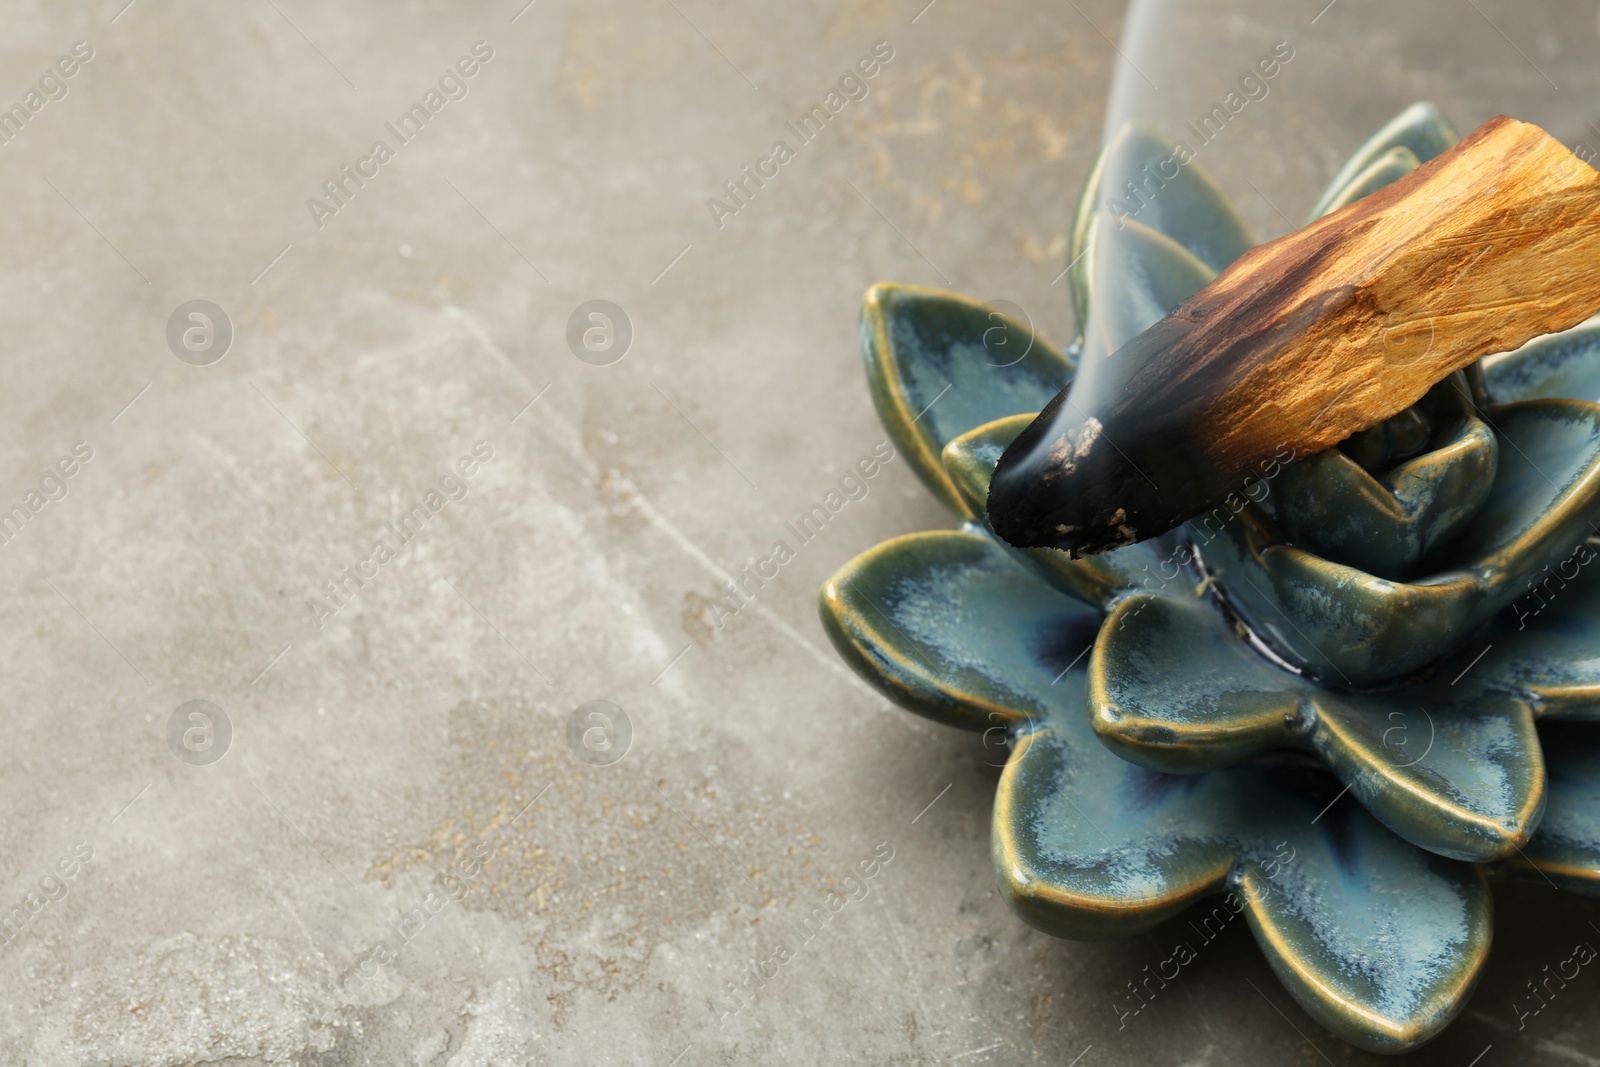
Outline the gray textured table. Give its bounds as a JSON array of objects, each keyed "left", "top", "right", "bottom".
[{"left": 1, "top": 1, "right": 1598, "bottom": 1064}]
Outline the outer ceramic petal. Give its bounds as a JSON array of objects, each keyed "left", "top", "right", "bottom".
[
  {"left": 1307, "top": 145, "right": 1420, "bottom": 219},
  {"left": 822, "top": 527, "right": 1490, "bottom": 1052},
  {"left": 1201, "top": 399, "right": 1600, "bottom": 684},
  {"left": 1068, "top": 124, "right": 1253, "bottom": 342},
  {"left": 1233, "top": 823, "right": 1491, "bottom": 1053},
  {"left": 1455, "top": 547, "right": 1600, "bottom": 718},
  {"left": 818, "top": 530, "right": 1100, "bottom": 731},
  {"left": 1090, "top": 592, "right": 1545, "bottom": 862},
  {"left": 1307, "top": 102, "right": 1459, "bottom": 221},
  {"left": 1505, "top": 722, "right": 1600, "bottom": 892},
  {"left": 996, "top": 670, "right": 1490, "bottom": 1054},
  {"left": 942, "top": 415, "right": 1177, "bottom": 608},
  {"left": 861, "top": 284, "right": 1076, "bottom": 517},
  {"left": 1080, "top": 215, "right": 1215, "bottom": 366},
  {"left": 1483, "top": 314, "right": 1600, "bottom": 404}
]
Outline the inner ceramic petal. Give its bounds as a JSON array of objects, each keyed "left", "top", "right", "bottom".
[
  {"left": 1276, "top": 409, "right": 1498, "bottom": 580},
  {"left": 1090, "top": 591, "right": 1545, "bottom": 862},
  {"left": 1089, "top": 590, "right": 1298, "bottom": 769},
  {"left": 1196, "top": 399, "right": 1600, "bottom": 684},
  {"left": 1339, "top": 403, "right": 1432, "bottom": 472},
  {"left": 1196, "top": 505, "right": 1484, "bottom": 684},
  {"left": 861, "top": 283, "right": 1076, "bottom": 517},
  {"left": 1429, "top": 400, "right": 1600, "bottom": 586}
]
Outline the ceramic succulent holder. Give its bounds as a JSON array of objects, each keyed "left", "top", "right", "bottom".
[{"left": 821, "top": 103, "right": 1600, "bottom": 1054}]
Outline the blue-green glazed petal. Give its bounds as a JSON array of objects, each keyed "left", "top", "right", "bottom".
[
  {"left": 942, "top": 414, "right": 1031, "bottom": 520},
  {"left": 1454, "top": 551, "right": 1600, "bottom": 892},
  {"left": 818, "top": 529, "right": 1099, "bottom": 731},
  {"left": 1483, "top": 315, "right": 1600, "bottom": 405},
  {"left": 819, "top": 527, "right": 1492, "bottom": 1052},
  {"left": 1197, "top": 505, "right": 1485, "bottom": 685},
  {"left": 996, "top": 658, "right": 1490, "bottom": 1054},
  {"left": 1460, "top": 544, "right": 1600, "bottom": 718},
  {"left": 1235, "top": 823, "right": 1490, "bottom": 1053},
  {"left": 1275, "top": 408, "right": 1498, "bottom": 580},
  {"left": 1199, "top": 399, "right": 1600, "bottom": 684},
  {"left": 1080, "top": 215, "right": 1215, "bottom": 366},
  {"left": 1308, "top": 102, "right": 1459, "bottom": 220},
  {"left": 1432, "top": 400, "right": 1600, "bottom": 592},
  {"left": 1507, "top": 722, "right": 1600, "bottom": 892},
  {"left": 1308, "top": 145, "right": 1420, "bottom": 220},
  {"left": 861, "top": 284, "right": 1076, "bottom": 517},
  {"left": 1090, "top": 592, "right": 1545, "bottom": 862},
  {"left": 1068, "top": 123, "right": 1249, "bottom": 350},
  {"left": 1086, "top": 124, "right": 1255, "bottom": 275}
]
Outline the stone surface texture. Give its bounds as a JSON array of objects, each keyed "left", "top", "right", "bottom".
[{"left": 0, "top": 0, "right": 1597, "bottom": 1064}]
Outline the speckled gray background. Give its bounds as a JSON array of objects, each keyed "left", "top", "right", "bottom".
[{"left": 2, "top": 0, "right": 1599, "bottom": 1064}]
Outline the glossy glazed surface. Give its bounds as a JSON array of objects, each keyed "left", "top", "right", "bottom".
[{"left": 822, "top": 101, "right": 1600, "bottom": 1054}]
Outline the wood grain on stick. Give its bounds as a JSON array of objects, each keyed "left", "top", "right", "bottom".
[{"left": 988, "top": 115, "right": 1600, "bottom": 556}]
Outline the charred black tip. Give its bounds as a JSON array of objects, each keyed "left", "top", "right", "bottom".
[{"left": 985, "top": 379, "right": 1212, "bottom": 557}]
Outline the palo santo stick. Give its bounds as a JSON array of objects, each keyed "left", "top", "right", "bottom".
[{"left": 988, "top": 115, "right": 1600, "bottom": 557}]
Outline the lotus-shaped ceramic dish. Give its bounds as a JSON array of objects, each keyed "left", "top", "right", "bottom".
[{"left": 821, "top": 103, "right": 1600, "bottom": 1053}]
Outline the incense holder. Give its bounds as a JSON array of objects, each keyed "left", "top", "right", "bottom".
[{"left": 821, "top": 103, "right": 1600, "bottom": 1054}]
